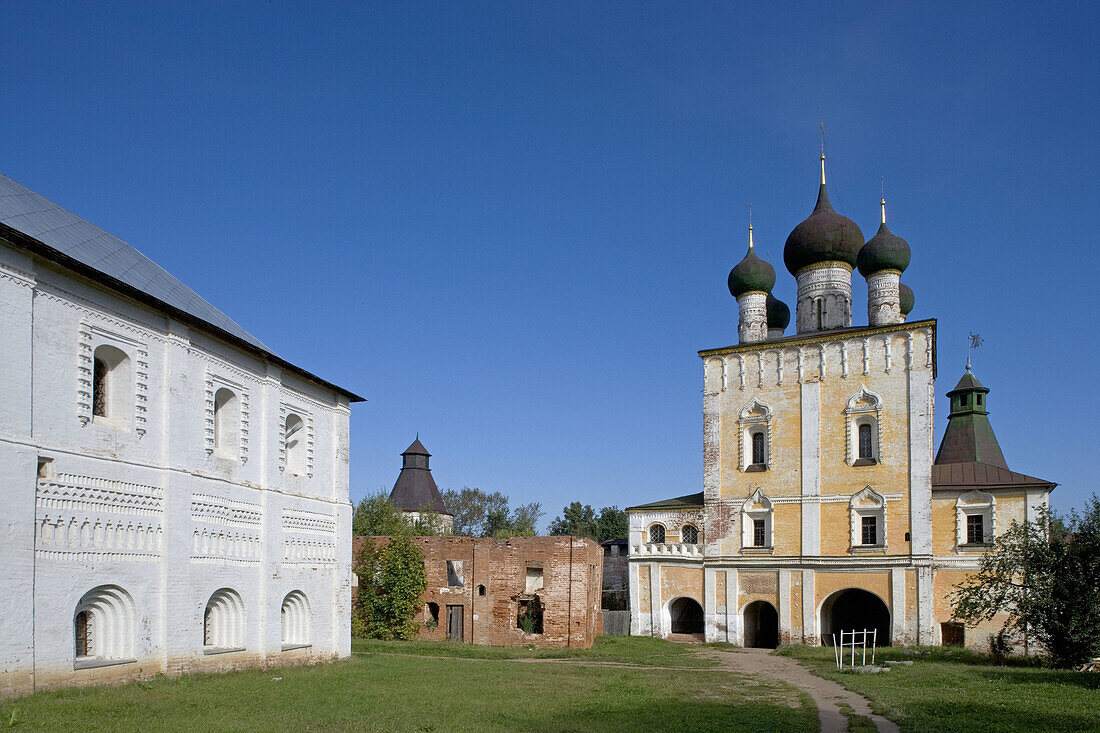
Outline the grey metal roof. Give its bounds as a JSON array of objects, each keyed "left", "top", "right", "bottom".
[
  {"left": 0, "top": 173, "right": 269, "bottom": 351},
  {"left": 0, "top": 172, "right": 364, "bottom": 401}
]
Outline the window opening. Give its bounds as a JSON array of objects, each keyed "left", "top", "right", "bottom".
[
  {"left": 681, "top": 524, "right": 698, "bottom": 544},
  {"left": 966, "top": 514, "right": 985, "bottom": 544},
  {"left": 446, "top": 560, "right": 464, "bottom": 587},
  {"left": 649, "top": 524, "right": 665, "bottom": 544},
  {"left": 214, "top": 388, "right": 237, "bottom": 454},
  {"left": 427, "top": 602, "right": 440, "bottom": 627},
  {"left": 751, "top": 431, "right": 766, "bottom": 466},
  {"left": 75, "top": 610, "right": 89, "bottom": 657},
  {"left": 976, "top": 394, "right": 983, "bottom": 406},
  {"left": 861, "top": 515, "right": 878, "bottom": 545},
  {"left": 517, "top": 595, "right": 544, "bottom": 634},
  {"left": 525, "top": 566, "right": 544, "bottom": 594},
  {"left": 941, "top": 622, "right": 965, "bottom": 647},
  {"left": 858, "top": 423, "right": 874, "bottom": 460},
  {"left": 753, "top": 519, "right": 767, "bottom": 547},
  {"left": 92, "top": 359, "right": 107, "bottom": 417},
  {"left": 477, "top": 585, "right": 485, "bottom": 597},
  {"left": 285, "top": 414, "right": 305, "bottom": 475}
]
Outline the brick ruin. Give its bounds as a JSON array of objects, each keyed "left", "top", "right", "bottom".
[{"left": 353, "top": 535, "right": 603, "bottom": 648}]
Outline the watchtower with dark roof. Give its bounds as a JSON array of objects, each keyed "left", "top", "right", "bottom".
[{"left": 388, "top": 439, "right": 453, "bottom": 531}]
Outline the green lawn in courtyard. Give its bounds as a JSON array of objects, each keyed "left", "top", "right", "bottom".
[
  {"left": 1, "top": 638, "right": 813, "bottom": 732},
  {"left": 780, "top": 645, "right": 1100, "bottom": 733}
]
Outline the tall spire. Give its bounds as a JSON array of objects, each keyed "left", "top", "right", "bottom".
[
  {"left": 881, "top": 197, "right": 887, "bottom": 224},
  {"left": 748, "top": 202, "right": 754, "bottom": 248}
]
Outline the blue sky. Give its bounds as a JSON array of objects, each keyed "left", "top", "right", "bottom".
[{"left": 3, "top": 2, "right": 1096, "bottom": 523}]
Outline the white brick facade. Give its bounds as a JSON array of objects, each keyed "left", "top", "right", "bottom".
[{"left": 0, "top": 240, "right": 355, "bottom": 697}]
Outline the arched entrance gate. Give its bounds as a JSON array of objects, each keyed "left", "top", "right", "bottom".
[
  {"left": 819, "top": 588, "right": 891, "bottom": 646},
  {"left": 669, "top": 597, "right": 704, "bottom": 634},
  {"left": 743, "top": 601, "right": 779, "bottom": 648}
]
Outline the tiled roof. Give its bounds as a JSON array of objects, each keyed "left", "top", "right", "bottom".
[{"left": 627, "top": 492, "right": 704, "bottom": 511}]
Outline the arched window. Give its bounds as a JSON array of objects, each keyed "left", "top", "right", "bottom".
[
  {"left": 845, "top": 387, "right": 882, "bottom": 466},
  {"left": 285, "top": 414, "right": 305, "bottom": 475},
  {"left": 681, "top": 524, "right": 698, "bottom": 544},
  {"left": 648, "top": 524, "right": 666, "bottom": 544},
  {"left": 738, "top": 399, "right": 773, "bottom": 472},
  {"left": 91, "top": 344, "right": 131, "bottom": 428},
  {"left": 858, "top": 423, "right": 873, "bottom": 460},
  {"left": 281, "top": 591, "right": 311, "bottom": 649},
  {"left": 204, "top": 588, "right": 245, "bottom": 652},
  {"left": 213, "top": 388, "right": 238, "bottom": 457},
  {"left": 73, "top": 585, "right": 136, "bottom": 667}
]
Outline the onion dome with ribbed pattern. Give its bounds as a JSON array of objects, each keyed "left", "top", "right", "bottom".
[
  {"left": 783, "top": 156, "right": 865, "bottom": 275},
  {"left": 899, "top": 282, "right": 915, "bottom": 316},
  {"left": 727, "top": 226, "right": 776, "bottom": 297},
  {"left": 766, "top": 293, "right": 790, "bottom": 330},
  {"left": 857, "top": 199, "right": 911, "bottom": 276}
]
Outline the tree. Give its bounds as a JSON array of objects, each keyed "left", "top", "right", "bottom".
[
  {"left": 441, "top": 487, "right": 543, "bottom": 537},
  {"left": 352, "top": 490, "right": 441, "bottom": 537},
  {"left": 548, "top": 502, "right": 628, "bottom": 541},
  {"left": 353, "top": 534, "right": 427, "bottom": 639},
  {"left": 952, "top": 496, "right": 1100, "bottom": 668}
]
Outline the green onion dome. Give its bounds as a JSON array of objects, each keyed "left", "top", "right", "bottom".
[
  {"left": 899, "top": 282, "right": 915, "bottom": 315},
  {"left": 783, "top": 181, "right": 865, "bottom": 275},
  {"left": 766, "top": 294, "right": 790, "bottom": 330},
  {"left": 857, "top": 206, "right": 910, "bottom": 276},
  {"left": 727, "top": 239, "right": 776, "bottom": 297}
]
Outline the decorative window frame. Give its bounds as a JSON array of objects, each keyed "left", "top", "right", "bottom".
[
  {"left": 738, "top": 399, "right": 773, "bottom": 472},
  {"left": 278, "top": 403, "right": 314, "bottom": 477},
  {"left": 79, "top": 324, "right": 148, "bottom": 436},
  {"left": 73, "top": 585, "right": 137, "bottom": 669},
  {"left": 849, "top": 486, "right": 887, "bottom": 550},
  {"left": 740, "top": 488, "right": 774, "bottom": 553},
  {"left": 647, "top": 523, "right": 666, "bottom": 544},
  {"left": 203, "top": 588, "right": 246, "bottom": 653},
  {"left": 281, "top": 591, "right": 312, "bottom": 650},
  {"left": 844, "top": 386, "right": 882, "bottom": 466},
  {"left": 955, "top": 490, "right": 995, "bottom": 549},
  {"left": 205, "top": 372, "right": 249, "bottom": 462}
]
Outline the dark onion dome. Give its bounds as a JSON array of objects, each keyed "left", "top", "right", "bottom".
[
  {"left": 783, "top": 160, "right": 865, "bottom": 275},
  {"left": 727, "top": 230, "right": 776, "bottom": 297},
  {"left": 857, "top": 201, "right": 911, "bottom": 276},
  {"left": 899, "top": 282, "right": 915, "bottom": 315},
  {"left": 766, "top": 293, "right": 790, "bottom": 330}
]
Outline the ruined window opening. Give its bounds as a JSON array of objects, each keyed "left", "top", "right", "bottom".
[
  {"left": 517, "top": 595, "right": 544, "bottom": 635},
  {"left": 75, "top": 610, "right": 90, "bottom": 657},
  {"left": 681, "top": 524, "right": 698, "bottom": 544},
  {"left": 648, "top": 524, "right": 665, "bottom": 543},
  {"left": 753, "top": 519, "right": 766, "bottom": 547},
  {"left": 966, "top": 514, "right": 985, "bottom": 544},
  {"left": 427, "top": 602, "right": 440, "bottom": 627},
  {"left": 861, "top": 515, "right": 878, "bottom": 546},
  {"left": 477, "top": 585, "right": 485, "bottom": 596},
  {"left": 525, "top": 566, "right": 544, "bottom": 594},
  {"left": 446, "top": 560, "right": 464, "bottom": 587}
]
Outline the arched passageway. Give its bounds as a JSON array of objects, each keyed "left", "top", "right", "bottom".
[
  {"left": 819, "top": 588, "right": 891, "bottom": 646},
  {"left": 743, "top": 601, "right": 779, "bottom": 648},
  {"left": 669, "top": 597, "right": 704, "bottom": 634}
]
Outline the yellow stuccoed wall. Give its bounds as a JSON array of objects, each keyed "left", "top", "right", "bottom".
[{"left": 662, "top": 566, "right": 704, "bottom": 605}]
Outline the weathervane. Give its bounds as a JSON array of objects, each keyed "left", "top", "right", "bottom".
[{"left": 966, "top": 333, "right": 983, "bottom": 371}]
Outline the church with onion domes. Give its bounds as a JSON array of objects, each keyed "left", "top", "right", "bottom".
[{"left": 626, "top": 154, "right": 1054, "bottom": 649}]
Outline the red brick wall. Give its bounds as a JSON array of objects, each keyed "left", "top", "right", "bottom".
[{"left": 352, "top": 536, "right": 603, "bottom": 648}]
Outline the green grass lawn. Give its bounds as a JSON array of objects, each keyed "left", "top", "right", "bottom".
[
  {"left": 1, "top": 638, "right": 814, "bottom": 732},
  {"left": 780, "top": 645, "right": 1100, "bottom": 733}
]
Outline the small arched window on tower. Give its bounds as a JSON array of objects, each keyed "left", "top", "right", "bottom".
[
  {"left": 213, "top": 388, "right": 238, "bottom": 458},
  {"left": 845, "top": 388, "right": 882, "bottom": 466},
  {"left": 91, "top": 344, "right": 132, "bottom": 428},
  {"left": 648, "top": 524, "right": 666, "bottom": 544},
  {"left": 738, "top": 399, "right": 773, "bottom": 472},
  {"left": 285, "top": 413, "right": 305, "bottom": 476}
]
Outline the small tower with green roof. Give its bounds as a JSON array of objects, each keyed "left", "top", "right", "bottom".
[
  {"left": 728, "top": 223, "right": 776, "bottom": 344},
  {"left": 934, "top": 360, "right": 1008, "bottom": 468}
]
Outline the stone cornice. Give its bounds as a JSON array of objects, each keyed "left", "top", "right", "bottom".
[{"left": 699, "top": 318, "right": 937, "bottom": 359}]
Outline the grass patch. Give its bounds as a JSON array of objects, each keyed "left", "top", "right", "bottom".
[
  {"left": 1, "top": 639, "right": 812, "bottom": 731},
  {"left": 353, "top": 635, "right": 718, "bottom": 667},
  {"left": 780, "top": 645, "right": 1100, "bottom": 733}
]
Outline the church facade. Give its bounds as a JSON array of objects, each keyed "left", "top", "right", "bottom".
[
  {"left": 0, "top": 173, "right": 363, "bottom": 696},
  {"left": 627, "top": 157, "right": 1054, "bottom": 649}
]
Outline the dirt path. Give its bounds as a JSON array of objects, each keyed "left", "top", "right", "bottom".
[
  {"left": 354, "top": 648, "right": 899, "bottom": 733},
  {"left": 695, "top": 648, "right": 899, "bottom": 733}
]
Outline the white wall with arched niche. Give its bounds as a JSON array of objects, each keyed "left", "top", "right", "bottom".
[
  {"left": 281, "top": 591, "right": 312, "bottom": 649},
  {"left": 203, "top": 588, "right": 246, "bottom": 651},
  {"left": 73, "top": 585, "right": 137, "bottom": 666}
]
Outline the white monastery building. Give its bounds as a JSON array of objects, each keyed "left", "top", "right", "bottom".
[
  {"left": 627, "top": 156, "right": 1055, "bottom": 650},
  {"left": 0, "top": 173, "right": 364, "bottom": 697}
]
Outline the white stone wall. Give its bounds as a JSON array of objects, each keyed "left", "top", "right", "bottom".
[{"left": 0, "top": 242, "right": 353, "bottom": 696}]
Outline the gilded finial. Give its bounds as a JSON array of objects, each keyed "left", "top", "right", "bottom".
[
  {"left": 881, "top": 197, "right": 887, "bottom": 224},
  {"left": 880, "top": 177, "right": 886, "bottom": 223},
  {"left": 748, "top": 203, "right": 754, "bottom": 248},
  {"left": 819, "top": 123, "right": 827, "bottom": 184}
]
